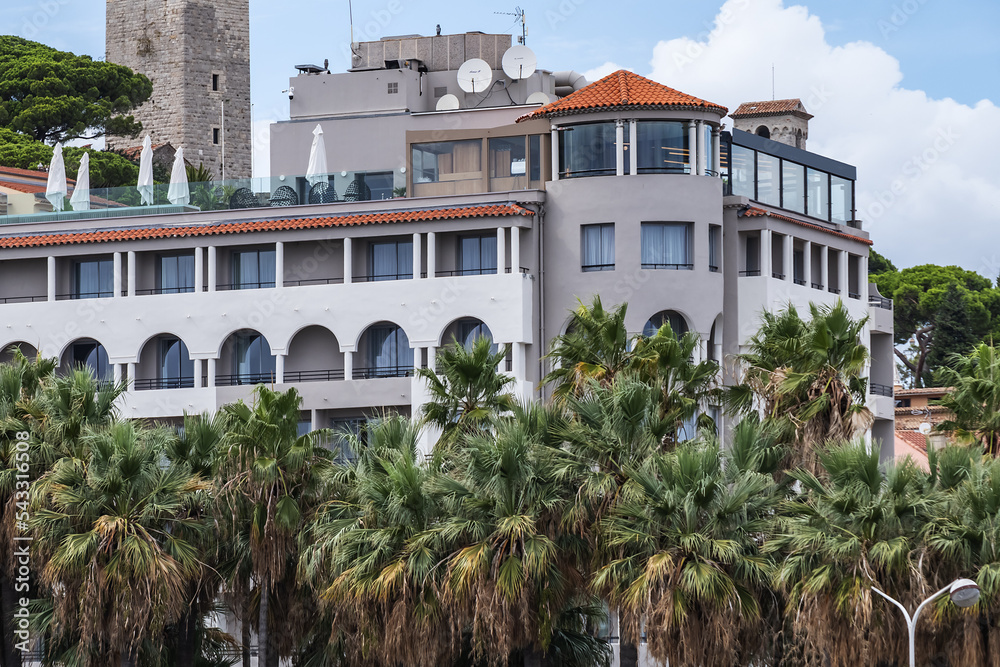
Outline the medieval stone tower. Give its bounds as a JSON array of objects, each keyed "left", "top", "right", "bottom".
[
  {"left": 106, "top": 0, "right": 251, "bottom": 180},
  {"left": 731, "top": 99, "right": 812, "bottom": 150}
]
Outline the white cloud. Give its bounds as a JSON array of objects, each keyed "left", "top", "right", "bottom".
[
  {"left": 642, "top": 0, "right": 1000, "bottom": 273},
  {"left": 582, "top": 61, "right": 630, "bottom": 83}
]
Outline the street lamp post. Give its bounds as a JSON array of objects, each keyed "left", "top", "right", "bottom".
[{"left": 872, "top": 578, "right": 980, "bottom": 667}]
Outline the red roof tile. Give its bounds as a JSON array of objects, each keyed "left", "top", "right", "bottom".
[
  {"left": 895, "top": 430, "right": 929, "bottom": 454},
  {"left": 740, "top": 206, "right": 872, "bottom": 246},
  {"left": 517, "top": 70, "right": 727, "bottom": 122},
  {"left": 0, "top": 204, "right": 533, "bottom": 249},
  {"left": 0, "top": 166, "right": 52, "bottom": 178},
  {"left": 731, "top": 99, "right": 813, "bottom": 119},
  {"left": 0, "top": 181, "right": 47, "bottom": 195}
]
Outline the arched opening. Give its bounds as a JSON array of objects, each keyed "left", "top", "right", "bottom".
[
  {"left": 357, "top": 322, "right": 412, "bottom": 379},
  {"left": 136, "top": 335, "right": 194, "bottom": 390},
  {"left": 642, "top": 310, "right": 688, "bottom": 338},
  {"left": 441, "top": 317, "right": 495, "bottom": 351},
  {"left": 285, "top": 326, "right": 344, "bottom": 382},
  {"left": 0, "top": 342, "right": 38, "bottom": 365},
  {"left": 794, "top": 128, "right": 803, "bottom": 148},
  {"left": 61, "top": 338, "right": 111, "bottom": 380},
  {"left": 218, "top": 329, "right": 275, "bottom": 386},
  {"left": 755, "top": 125, "right": 771, "bottom": 139}
]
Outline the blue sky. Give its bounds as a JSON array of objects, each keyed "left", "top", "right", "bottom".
[{"left": 6, "top": 0, "right": 1000, "bottom": 269}]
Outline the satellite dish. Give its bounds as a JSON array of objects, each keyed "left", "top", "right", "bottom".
[
  {"left": 918, "top": 423, "right": 932, "bottom": 435},
  {"left": 502, "top": 45, "right": 537, "bottom": 80},
  {"left": 457, "top": 58, "right": 493, "bottom": 94},
  {"left": 525, "top": 91, "right": 552, "bottom": 105},
  {"left": 436, "top": 94, "right": 460, "bottom": 111}
]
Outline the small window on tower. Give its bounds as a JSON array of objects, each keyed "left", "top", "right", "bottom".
[
  {"left": 387, "top": 82, "right": 398, "bottom": 94},
  {"left": 212, "top": 74, "right": 220, "bottom": 91},
  {"left": 213, "top": 128, "right": 220, "bottom": 145}
]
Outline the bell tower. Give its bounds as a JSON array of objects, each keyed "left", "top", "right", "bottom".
[
  {"left": 106, "top": 0, "right": 251, "bottom": 180},
  {"left": 731, "top": 99, "right": 812, "bottom": 150}
]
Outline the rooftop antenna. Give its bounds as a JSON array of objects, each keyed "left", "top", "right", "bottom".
[{"left": 495, "top": 6, "right": 527, "bottom": 44}]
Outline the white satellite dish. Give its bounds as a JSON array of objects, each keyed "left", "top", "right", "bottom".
[
  {"left": 502, "top": 45, "right": 537, "bottom": 80},
  {"left": 457, "top": 58, "right": 493, "bottom": 94},
  {"left": 918, "top": 422, "right": 932, "bottom": 435},
  {"left": 525, "top": 91, "right": 552, "bottom": 105},
  {"left": 436, "top": 93, "right": 461, "bottom": 111}
]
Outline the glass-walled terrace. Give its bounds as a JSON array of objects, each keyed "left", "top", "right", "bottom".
[
  {"left": 410, "top": 134, "right": 545, "bottom": 197},
  {"left": 0, "top": 170, "right": 407, "bottom": 225},
  {"left": 722, "top": 131, "right": 856, "bottom": 226}
]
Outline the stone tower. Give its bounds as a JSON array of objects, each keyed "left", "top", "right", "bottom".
[
  {"left": 731, "top": 99, "right": 812, "bottom": 150},
  {"left": 106, "top": 0, "right": 251, "bottom": 180}
]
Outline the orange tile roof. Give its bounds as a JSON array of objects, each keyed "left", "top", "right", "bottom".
[
  {"left": 895, "top": 386, "right": 952, "bottom": 397},
  {"left": 740, "top": 206, "right": 873, "bottom": 246},
  {"left": 731, "top": 99, "right": 813, "bottom": 119},
  {"left": 517, "top": 70, "right": 727, "bottom": 122},
  {"left": 0, "top": 166, "right": 52, "bottom": 178},
  {"left": 0, "top": 181, "right": 47, "bottom": 195},
  {"left": 0, "top": 204, "right": 533, "bottom": 249},
  {"left": 895, "top": 430, "right": 929, "bottom": 454}
]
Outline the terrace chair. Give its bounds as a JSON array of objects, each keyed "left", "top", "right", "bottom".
[
  {"left": 344, "top": 179, "right": 372, "bottom": 202},
  {"left": 308, "top": 181, "right": 338, "bottom": 204},
  {"left": 228, "top": 187, "right": 259, "bottom": 210},
  {"left": 270, "top": 185, "right": 298, "bottom": 207}
]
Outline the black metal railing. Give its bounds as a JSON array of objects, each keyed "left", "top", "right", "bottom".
[
  {"left": 772, "top": 271, "right": 785, "bottom": 280},
  {"left": 504, "top": 266, "right": 530, "bottom": 274},
  {"left": 793, "top": 278, "right": 807, "bottom": 286},
  {"left": 216, "top": 281, "right": 277, "bottom": 291},
  {"left": 282, "top": 369, "right": 345, "bottom": 382},
  {"left": 434, "top": 268, "right": 497, "bottom": 277},
  {"left": 870, "top": 382, "right": 893, "bottom": 397},
  {"left": 215, "top": 372, "right": 276, "bottom": 386},
  {"left": 352, "top": 273, "right": 414, "bottom": 282},
  {"left": 869, "top": 295, "right": 893, "bottom": 310},
  {"left": 739, "top": 269, "right": 761, "bottom": 277},
  {"left": 56, "top": 291, "right": 114, "bottom": 300},
  {"left": 849, "top": 291, "right": 861, "bottom": 299},
  {"left": 811, "top": 282, "right": 823, "bottom": 290},
  {"left": 0, "top": 294, "right": 47, "bottom": 304},
  {"left": 351, "top": 366, "right": 414, "bottom": 379},
  {"left": 828, "top": 286, "right": 841, "bottom": 294},
  {"left": 285, "top": 277, "right": 344, "bottom": 287},
  {"left": 582, "top": 264, "right": 615, "bottom": 272},
  {"left": 642, "top": 263, "right": 694, "bottom": 270},
  {"left": 134, "top": 286, "right": 197, "bottom": 295},
  {"left": 133, "top": 377, "right": 195, "bottom": 390},
  {"left": 708, "top": 264, "right": 720, "bottom": 273}
]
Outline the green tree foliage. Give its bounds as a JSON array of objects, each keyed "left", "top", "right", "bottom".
[
  {"left": 0, "top": 128, "right": 139, "bottom": 188},
  {"left": 925, "top": 282, "right": 980, "bottom": 378},
  {"left": 0, "top": 36, "right": 151, "bottom": 143},
  {"left": 874, "top": 263, "right": 1000, "bottom": 387},
  {"left": 867, "top": 247, "right": 897, "bottom": 276},
  {"left": 936, "top": 342, "right": 1000, "bottom": 456}
]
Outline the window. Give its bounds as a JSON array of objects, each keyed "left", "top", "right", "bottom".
[
  {"left": 368, "top": 239, "right": 413, "bottom": 281},
  {"left": 212, "top": 73, "right": 219, "bottom": 91},
  {"left": 708, "top": 225, "right": 721, "bottom": 272},
  {"left": 641, "top": 222, "right": 691, "bottom": 269},
  {"left": 72, "top": 340, "right": 110, "bottom": 380},
  {"left": 458, "top": 234, "right": 497, "bottom": 275},
  {"left": 559, "top": 122, "right": 616, "bottom": 178},
  {"left": 387, "top": 82, "right": 398, "bottom": 94},
  {"left": 158, "top": 254, "right": 195, "bottom": 294},
  {"left": 159, "top": 337, "right": 193, "bottom": 388},
  {"left": 636, "top": 121, "right": 688, "bottom": 174},
  {"left": 489, "top": 137, "right": 527, "bottom": 191},
  {"left": 831, "top": 175, "right": 853, "bottom": 224},
  {"left": 581, "top": 223, "right": 615, "bottom": 271},
  {"left": 453, "top": 319, "right": 494, "bottom": 351},
  {"left": 232, "top": 249, "right": 276, "bottom": 289},
  {"left": 793, "top": 248, "right": 805, "bottom": 284},
  {"left": 756, "top": 152, "right": 780, "bottom": 206},
  {"left": 411, "top": 140, "right": 482, "bottom": 186},
  {"left": 806, "top": 168, "right": 829, "bottom": 220},
  {"left": 234, "top": 332, "right": 275, "bottom": 384},
  {"left": 73, "top": 258, "right": 113, "bottom": 299},
  {"left": 781, "top": 161, "right": 805, "bottom": 213},
  {"left": 329, "top": 417, "right": 366, "bottom": 463},
  {"left": 730, "top": 145, "right": 755, "bottom": 198},
  {"left": 528, "top": 134, "right": 542, "bottom": 183},
  {"left": 213, "top": 128, "right": 220, "bottom": 145},
  {"left": 363, "top": 324, "right": 413, "bottom": 377},
  {"left": 744, "top": 234, "right": 760, "bottom": 275},
  {"left": 642, "top": 310, "right": 688, "bottom": 338}
]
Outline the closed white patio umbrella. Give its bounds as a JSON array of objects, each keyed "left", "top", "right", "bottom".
[
  {"left": 305, "top": 124, "right": 328, "bottom": 187},
  {"left": 137, "top": 135, "right": 154, "bottom": 205},
  {"left": 45, "top": 143, "right": 67, "bottom": 211},
  {"left": 167, "top": 147, "right": 190, "bottom": 206},
  {"left": 69, "top": 152, "right": 91, "bottom": 211}
]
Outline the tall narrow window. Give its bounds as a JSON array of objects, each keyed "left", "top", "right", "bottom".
[
  {"left": 793, "top": 248, "right": 805, "bottom": 285},
  {"left": 641, "top": 222, "right": 691, "bottom": 269},
  {"left": 73, "top": 258, "right": 114, "bottom": 299},
  {"left": 708, "top": 225, "right": 721, "bottom": 272},
  {"left": 232, "top": 249, "right": 276, "bottom": 289},
  {"left": 730, "top": 145, "right": 755, "bottom": 198},
  {"left": 756, "top": 153, "right": 780, "bottom": 206},
  {"left": 212, "top": 74, "right": 220, "bottom": 91},
  {"left": 71, "top": 340, "right": 110, "bottom": 380},
  {"left": 581, "top": 223, "right": 615, "bottom": 271},
  {"left": 830, "top": 175, "right": 853, "bottom": 224},
  {"left": 745, "top": 235, "right": 760, "bottom": 275},
  {"left": 807, "top": 168, "right": 829, "bottom": 220},
  {"left": 368, "top": 239, "right": 413, "bottom": 281},
  {"left": 158, "top": 254, "right": 195, "bottom": 294},
  {"left": 781, "top": 161, "right": 805, "bottom": 213},
  {"left": 159, "top": 337, "right": 194, "bottom": 388},
  {"left": 364, "top": 324, "right": 413, "bottom": 377},
  {"left": 213, "top": 128, "right": 220, "bottom": 145},
  {"left": 234, "top": 332, "right": 275, "bottom": 384},
  {"left": 458, "top": 234, "right": 498, "bottom": 275}
]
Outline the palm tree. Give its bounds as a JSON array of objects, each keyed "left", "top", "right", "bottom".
[
  {"left": 217, "top": 385, "right": 332, "bottom": 667},
  {"left": 543, "top": 296, "right": 632, "bottom": 400},
  {"left": 935, "top": 342, "right": 1000, "bottom": 456},
  {"left": 0, "top": 350, "right": 56, "bottom": 666},
  {"left": 592, "top": 420, "right": 784, "bottom": 667},
  {"left": 727, "top": 301, "right": 872, "bottom": 474},
  {"left": 30, "top": 421, "right": 207, "bottom": 666},
  {"left": 417, "top": 335, "right": 516, "bottom": 449},
  {"left": 769, "top": 440, "right": 944, "bottom": 666}
]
